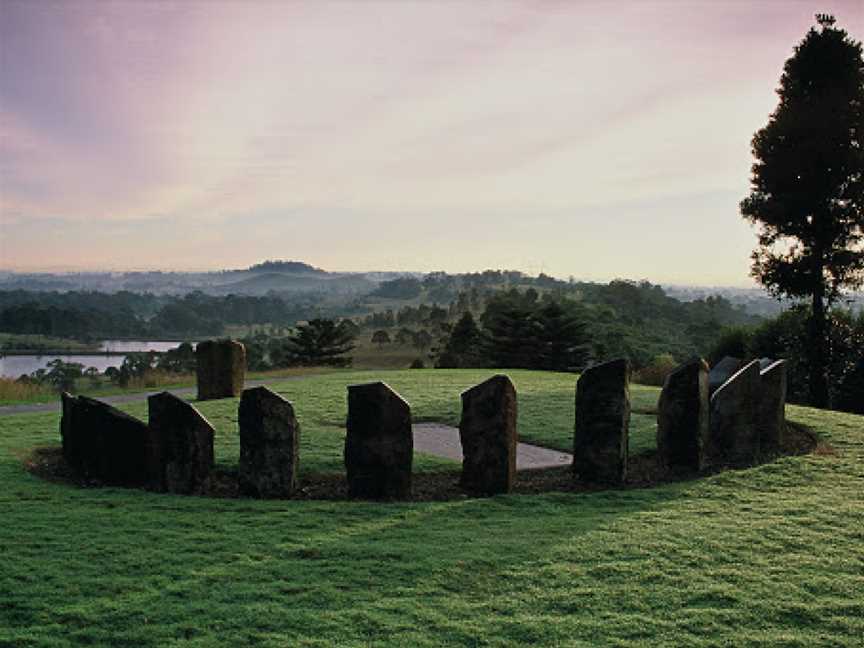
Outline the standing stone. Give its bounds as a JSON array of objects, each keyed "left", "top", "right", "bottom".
[
  {"left": 574, "top": 358, "right": 630, "bottom": 484},
  {"left": 836, "top": 358, "right": 864, "bottom": 415},
  {"left": 344, "top": 382, "right": 412, "bottom": 498},
  {"left": 708, "top": 356, "right": 746, "bottom": 396},
  {"left": 758, "top": 360, "right": 787, "bottom": 454},
  {"left": 59, "top": 395, "right": 149, "bottom": 485},
  {"left": 706, "top": 360, "right": 761, "bottom": 466},
  {"left": 238, "top": 386, "right": 300, "bottom": 498},
  {"left": 60, "top": 392, "right": 80, "bottom": 468},
  {"left": 196, "top": 339, "right": 246, "bottom": 400},
  {"left": 147, "top": 392, "right": 215, "bottom": 494},
  {"left": 656, "top": 357, "right": 709, "bottom": 471},
  {"left": 459, "top": 375, "right": 517, "bottom": 494}
]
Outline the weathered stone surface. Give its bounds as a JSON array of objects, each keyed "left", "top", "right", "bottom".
[
  {"left": 196, "top": 339, "right": 246, "bottom": 400},
  {"left": 239, "top": 386, "right": 300, "bottom": 498},
  {"left": 344, "top": 382, "right": 412, "bottom": 498},
  {"left": 706, "top": 360, "right": 761, "bottom": 466},
  {"left": 656, "top": 357, "right": 709, "bottom": 471},
  {"left": 147, "top": 392, "right": 214, "bottom": 494},
  {"left": 458, "top": 375, "right": 517, "bottom": 494},
  {"left": 836, "top": 358, "right": 864, "bottom": 415},
  {"left": 59, "top": 394, "right": 149, "bottom": 485},
  {"left": 757, "top": 360, "right": 787, "bottom": 454},
  {"left": 708, "top": 356, "right": 746, "bottom": 396},
  {"left": 573, "top": 358, "right": 630, "bottom": 484}
]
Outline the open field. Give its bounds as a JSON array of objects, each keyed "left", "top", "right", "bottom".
[{"left": 1, "top": 369, "right": 862, "bottom": 646}]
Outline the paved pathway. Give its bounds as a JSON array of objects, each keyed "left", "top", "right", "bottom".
[
  {"left": 413, "top": 423, "right": 572, "bottom": 470},
  {"left": 2, "top": 386, "right": 573, "bottom": 470}
]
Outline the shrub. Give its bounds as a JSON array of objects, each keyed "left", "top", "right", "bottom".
[{"left": 633, "top": 354, "right": 678, "bottom": 386}]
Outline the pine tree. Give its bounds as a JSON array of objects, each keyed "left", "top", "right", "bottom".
[{"left": 740, "top": 15, "right": 864, "bottom": 407}]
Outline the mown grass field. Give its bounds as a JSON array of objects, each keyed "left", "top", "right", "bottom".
[{"left": 1, "top": 369, "right": 862, "bottom": 647}]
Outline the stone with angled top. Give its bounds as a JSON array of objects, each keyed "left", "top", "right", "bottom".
[
  {"left": 758, "top": 360, "right": 787, "bottom": 454},
  {"left": 708, "top": 356, "right": 746, "bottom": 396},
  {"left": 706, "top": 360, "right": 761, "bottom": 466},
  {"left": 344, "top": 382, "right": 412, "bottom": 498},
  {"left": 59, "top": 394, "right": 149, "bottom": 486},
  {"left": 574, "top": 358, "right": 630, "bottom": 484},
  {"left": 147, "top": 392, "right": 214, "bottom": 494},
  {"left": 196, "top": 339, "right": 246, "bottom": 400},
  {"left": 656, "top": 357, "right": 709, "bottom": 471},
  {"left": 239, "top": 386, "right": 300, "bottom": 498},
  {"left": 459, "top": 374, "right": 517, "bottom": 494}
]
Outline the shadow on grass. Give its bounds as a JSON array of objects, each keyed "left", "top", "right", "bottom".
[{"left": 25, "top": 422, "right": 820, "bottom": 504}]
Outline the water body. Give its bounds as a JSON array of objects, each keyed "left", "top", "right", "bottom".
[{"left": 0, "top": 340, "right": 195, "bottom": 378}]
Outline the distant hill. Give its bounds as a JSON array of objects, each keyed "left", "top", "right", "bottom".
[{"left": 246, "top": 260, "right": 326, "bottom": 275}]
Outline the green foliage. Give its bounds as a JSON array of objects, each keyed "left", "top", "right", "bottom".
[
  {"left": 710, "top": 306, "right": 864, "bottom": 405},
  {"left": 370, "top": 277, "right": 423, "bottom": 299},
  {"left": 435, "top": 312, "right": 482, "bottom": 368},
  {"left": 371, "top": 330, "right": 391, "bottom": 347},
  {"left": 632, "top": 353, "right": 678, "bottom": 387},
  {"left": 707, "top": 327, "right": 752, "bottom": 365},
  {"left": 741, "top": 16, "right": 864, "bottom": 406},
  {"left": 285, "top": 319, "right": 357, "bottom": 367},
  {"left": 479, "top": 291, "right": 590, "bottom": 371},
  {"left": 0, "top": 370, "right": 862, "bottom": 646}
]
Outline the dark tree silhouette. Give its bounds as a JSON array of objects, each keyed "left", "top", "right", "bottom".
[
  {"left": 371, "top": 330, "right": 391, "bottom": 348},
  {"left": 436, "top": 312, "right": 482, "bottom": 368},
  {"left": 741, "top": 15, "right": 864, "bottom": 407},
  {"left": 286, "top": 319, "right": 356, "bottom": 367}
]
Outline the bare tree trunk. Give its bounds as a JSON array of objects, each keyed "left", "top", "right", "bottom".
[{"left": 809, "top": 253, "right": 830, "bottom": 408}]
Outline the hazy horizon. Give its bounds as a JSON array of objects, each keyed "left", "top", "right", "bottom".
[{"left": 2, "top": 0, "right": 863, "bottom": 286}]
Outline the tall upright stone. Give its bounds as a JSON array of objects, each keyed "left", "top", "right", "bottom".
[
  {"left": 758, "top": 360, "right": 787, "bottom": 454},
  {"left": 706, "top": 360, "right": 761, "bottom": 466},
  {"left": 59, "top": 394, "right": 149, "bottom": 486},
  {"left": 708, "top": 356, "right": 746, "bottom": 396},
  {"left": 196, "top": 339, "right": 246, "bottom": 401},
  {"left": 344, "top": 382, "right": 412, "bottom": 498},
  {"left": 459, "top": 375, "right": 518, "bottom": 494},
  {"left": 147, "top": 392, "right": 215, "bottom": 494},
  {"left": 574, "top": 358, "right": 630, "bottom": 484},
  {"left": 239, "top": 386, "right": 300, "bottom": 498},
  {"left": 656, "top": 357, "right": 709, "bottom": 471}
]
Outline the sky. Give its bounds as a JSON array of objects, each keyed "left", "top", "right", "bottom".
[{"left": 1, "top": 0, "right": 862, "bottom": 285}]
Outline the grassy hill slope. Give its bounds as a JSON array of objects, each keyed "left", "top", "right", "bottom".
[{"left": 1, "top": 370, "right": 861, "bottom": 646}]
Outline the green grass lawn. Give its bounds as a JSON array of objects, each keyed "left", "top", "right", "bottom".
[{"left": 1, "top": 369, "right": 862, "bottom": 646}]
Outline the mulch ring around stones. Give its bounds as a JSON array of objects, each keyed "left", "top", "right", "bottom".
[{"left": 24, "top": 422, "right": 824, "bottom": 503}]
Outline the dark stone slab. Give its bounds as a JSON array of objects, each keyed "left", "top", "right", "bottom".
[
  {"left": 147, "top": 392, "right": 214, "bottom": 494},
  {"left": 706, "top": 360, "right": 761, "bottom": 466},
  {"left": 458, "top": 375, "right": 517, "bottom": 494},
  {"left": 574, "top": 358, "right": 630, "bottom": 484},
  {"left": 196, "top": 339, "right": 246, "bottom": 400},
  {"left": 708, "top": 356, "right": 746, "bottom": 396},
  {"left": 59, "top": 394, "right": 149, "bottom": 486},
  {"left": 344, "top": 382, "right": 412, "bottom": 498},
  {"left": 758, "top": 360, "right": 787, "bottom": 454},
  {"left": 836, "top": 358, "right": 864, "bottom": 415},
  {"left": 239, "top": 386, "right": 300, "bottom": 498},
  {"left": 656, "top": 357, "right": 709, "bottom": 471}
]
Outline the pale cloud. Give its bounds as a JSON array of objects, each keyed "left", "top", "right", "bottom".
[{"left": 1, "top": 0, "right": 862, "bottom": 282}]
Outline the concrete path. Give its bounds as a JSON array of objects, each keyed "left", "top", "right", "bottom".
[{"left": 413, "top": 423, "right": 572, "bottom": 470}]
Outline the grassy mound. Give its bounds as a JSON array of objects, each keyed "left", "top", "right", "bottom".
[{"left": 1, "top": 369, "right": 862, "bottom": 646}]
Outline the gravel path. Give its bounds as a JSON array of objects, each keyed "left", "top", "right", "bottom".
[
  {"left": 413, "top": 423, "right": 572, "bottom": 470},
  {"left": 2, "top": 387, "right": 573, "bottom": 470}
]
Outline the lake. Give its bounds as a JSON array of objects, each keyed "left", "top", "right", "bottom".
[{"left": 0, "top": 340, "right": 195, "bottom": 378}]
